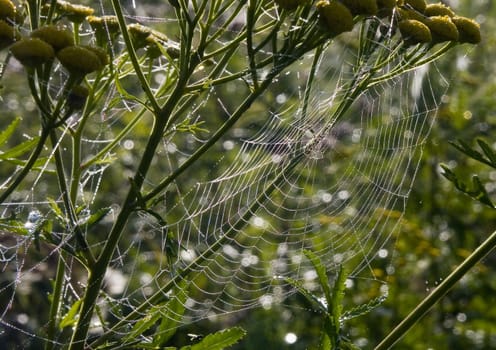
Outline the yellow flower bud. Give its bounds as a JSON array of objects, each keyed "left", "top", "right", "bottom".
[
  {"left": 425, "top": 15, "right": 459, "bottom": 43},
  {"left": 424, "top": 3, "right": 455, "bottom": 18},
  {"left": 57, "top": 45, "right": 103, "bottom": 75},
  {"left": 87, "top": 15, "right": 120, "bottom": 32},
  {"left": 82, "top": 45, "right": 109, "bottom": 66},
  {"left": 56, "top": 0, "right": 94, "bottom": 23},
  {"left": 404, "top": 0, "right": 427, "bottom": 13},
  {"left": 452, "top": 16, "right": 481, "bottom": 44},
  {"left": 316, "top": 1, "right": 354, "bottom": 37},
  {"left": 377, "top": 0, "right": 396, "bottom": 17},
  {"left": 127, "top": 23, "right": 152, "bottom": 49},
  {"left": 67, "top": 85, "right": 89, "bottom": 110},
  {"left": 398, "top": 19, "right": 432, "bottom": 45},
  {"left": 87, "top": 15, "right": 120, "bottom": 45},
  {"left": 0, "top": 19, "right": 19, "bottom": 49},
  {"left": 31, "top": 25, "right": 74, "bottom": 52},
  {"left": 0, "top": 0, "right": 15, "bottom": 22},
  {"left": 342, "top": 0, "right": 378, "bottom": 16},
  {"left": 10, "top": 38, "right": 55, "bottom": 67},
  {"left": 274, "top": 0, "right": 310, "bottom": 11},
  {"left": 396, "top": 7, "right": 425, "bottom": 22}
]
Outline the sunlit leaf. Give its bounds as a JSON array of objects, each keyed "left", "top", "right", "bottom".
[
  {"left": 180, "top": 327, "right": 246, "bottom": 350},
  {"left": 0, "top": 117, "right": 21, "bottom": 145},
  {"left": 0, "top": 137, "right": 40, "bottom": 160},
  {"left": 476, "top": 139, "right": 496, "bottom": 168},
  {"left": 59, "top": 299, "right": 82, "bottom": 329},
  {"left": 341, "top": 294, "right": 387, "bottom": 321},
  {"left": 303, "top": 250, "right": 332, "bottom": 311}
]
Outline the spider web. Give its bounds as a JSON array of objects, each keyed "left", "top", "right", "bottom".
[{"left": 0, "top": 0, "right": 450, "bottom": 346}]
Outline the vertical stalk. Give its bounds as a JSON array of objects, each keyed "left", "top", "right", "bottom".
[
  {"left": 68, "top": 82, "right": 187, "bottom": 349},
  {"left": 91, "top": 151, "right": 304, "bottom": 348},
  {"left": 375, "top": 229, "right": 496, "bottom": 349},
  {"left": 44, "top": 253, "right": 66, "bottom": 350}
]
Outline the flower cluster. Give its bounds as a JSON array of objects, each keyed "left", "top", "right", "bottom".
[
  {"left": 1, "top": 0, "right": 109, "bottom": 77},
  {"left": 274, "top": 0, "right": 481, "bottom": 46},
  {"left": 0, "top": 0, "right": 21, "bottom": 49}
]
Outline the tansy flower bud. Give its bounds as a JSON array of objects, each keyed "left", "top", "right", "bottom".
[
  {"left": 396, "top": 7, "right": 425, "bottom": 22},
  {"left": 424, "top": 3, "right": 455, "bottom": 18},
  {"left": 0, "top": 19, "right": 19, "bottom": 49},
  {"left": 145, "top": 36, "right": 162, "bottom": 59},
  {"left": 56, "top": 0, "right": 94, "bottom": 23},
  {"left": 0, "top": 0, "right": 15, "bottom": 22},
  {"left": 316, "top": 1, "right": 354, "bottom": 37},
  {"left": 404, "top": 0, "right": 427, "bottom": 13},
  {"left": 452, "top": 16, "right": 481, "bottom": 44},
  {"left": 82, "top": 45, "right": 109, "bottom": 66},
  {"left": 274, "top": 0, "right": 310, "bottom": 11},
  {"left": 127, "top": 23, "right": 152, "bottom": 49},
  {"left": 87, "top": 15, "right": 120, "bottom": 45},
  {"left": 377, "top": 0, "right": 396, "bottom": 17},
  {"left": 67, "top": 85, "right": 89, "bottom": 110},
  {"left": 425, "top": 15, "right": 459, "bottom": 42},
  {"left": 342, "top": 0, "right": 378, "bottom": 16},
  {"left": 57, "top": 45, "right": 103, "bottom": 75},
  {"left": 31, "top": 25, "right": 74, "bottom": 52},
  {"left": 399, "top": 19, "right": 432, "bottom": 45},
  {"left": 166, "top": 46, "right": 180, "bottom": 59},
  {"left": 10, "top": 38, "right": 55, "bottom": 67}
]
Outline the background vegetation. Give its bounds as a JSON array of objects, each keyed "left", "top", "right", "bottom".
[{"left": 0, "top": 0, "right": 495, "bottom": 349}]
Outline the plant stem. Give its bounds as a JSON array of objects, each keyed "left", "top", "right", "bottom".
[
  {"left": 68, "top": 75, "right": 189, "bottom": 348},
  {"left": 375, "top": 229, "right": 496, "bottom": 349},
  {"left": 90, "top": 151, "right": 304, "bottom": 348},
  {"left": 49, "top": 130, "right": 95, "bottom": 266},
  {"left": 45, "top": 253, "right": 66, "bottom": 350},
  {"left": 143, "top": 63, "right": 287, "bottom": 204},
  {"left": 110, "top": 0, "right": 160, "bottom": 113}
]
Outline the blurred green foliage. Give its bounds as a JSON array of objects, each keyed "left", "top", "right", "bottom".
[{"left": 0, "top": 0, "right": 495, "bottom": 349}]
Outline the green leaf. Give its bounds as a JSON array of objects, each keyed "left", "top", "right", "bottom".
[
  {"left": 180, "top": 327, "right": 246, "bottom": 350},
  {"left": 449, "top": 140, "right": 490, "bottom": 166},
  {"left": 440, "top": 165, "right": 494, "bottom": 208},
  {"left": 303, "top": 250, "right": 332, "bottom": 312},
  {"left": 470, "top": 175, "right": 494, "bottom": 208},
  {"left": 284, "top": 276, "right": 328, "bottom": 314},
  {"left": 59, "top": 299, "right": 82, "bottom": 329},
  {"left": 47, "top": 198, "right": 66, "bottom": 223},
  {"left": 4, "top": 156, "right": 52, "bottom": 169},
  {"left": 0, "top": 217, "right": 29, "bottom": 235},
  {"left": 80, "top": 207, "right": 112, "bottom": 228},
  {"left": 476, "top": 139, "right": 496, "bottom": 168},
  {"left": 331, "top": 266, "right": 347, "bottom": 329},
  {"left": 124, "top": 302, "right": 166, "bottom": 343},
  {"left": 124, "top": 281, "right": 188, "bottom": 345},
  {"left": 341, "top": 294, "right": 387, "bottom": 321},
  {"left": 0, "top": 117, "right": 21, "bottom": 145},
  {"left": 152, "top": 281, "right": 189, "bottom": 346},
  {"left": 0, "top": 137, "right": 40, "bottom": 160}
]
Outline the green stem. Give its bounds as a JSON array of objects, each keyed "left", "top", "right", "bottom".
[
  {"left": 143, "top": 63, "right": 286, "bottom": 204},
  {"left": 110, "top": 0, "right": 161, "bottom": 113},
  {"left": 68, "top": 78, "right": 188, "bottom": 350},
  {"left": 49, "top": 130, "right": 95, "bottom": 266},
  {"left": 80, "top": 108, "right": 148, "bottom": 170},
  {"left": 45, "top": 253, "right": 66, "bottom": 350},
  {"left": 375, "top": 229, "right": 496, "bottom": 350},
  {"left": 91, "top": 152, "right": 303, "bottom": 348}
]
